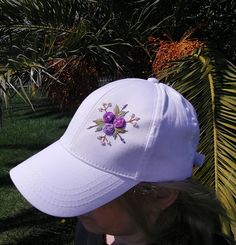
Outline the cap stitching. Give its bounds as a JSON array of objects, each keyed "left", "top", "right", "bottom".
[
  {"left": 59, "top": 140, "right": 136, "bottom": 179},
  {"left": 136, "top": 82, "right": 163, "bottom": 180},
  {"left": 21, "top": 169, "right": 127, "bottom": 208}
]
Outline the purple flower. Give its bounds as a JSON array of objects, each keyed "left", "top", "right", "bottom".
[
  {"left": 113, "top": 116, "right": 126, "bottom": 128},
  {"left": 103, "top": 123, "right": 115, "bottom": 136},
  {"left": 103, "top": 112, "right": 115, "bottom": 123},
  {"left": 88, "top": 103, "right": 140, "bottom": 146}
]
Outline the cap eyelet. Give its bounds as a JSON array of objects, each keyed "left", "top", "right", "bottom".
[{"left": 147, "top": 77, "right": 159, "bottom": 84}]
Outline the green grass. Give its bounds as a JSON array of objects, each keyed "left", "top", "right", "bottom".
[{"left": 0, "top": 95, "right": 77, "bottom": 245}]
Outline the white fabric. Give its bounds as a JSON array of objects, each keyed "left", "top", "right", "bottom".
[{"left": 10, "top": 78, "right": 204, "bottom": 217}]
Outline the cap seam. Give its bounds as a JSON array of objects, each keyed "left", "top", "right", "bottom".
[
  {"left": 59, "top": 140, "right": 137, "bottom": 179},
  {"left": 137, "top": 82, "right": 164, "bottom": 180}
]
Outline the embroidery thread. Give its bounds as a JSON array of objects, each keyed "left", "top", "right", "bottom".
[{"left": 87, "top": 103, "right": 140, "bottom": 146}]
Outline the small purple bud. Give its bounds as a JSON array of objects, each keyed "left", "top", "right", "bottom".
[
  {"left": 113, "top": 116, "right": 126, "bottom": 128},
  {"left": 103, "top": 123, "right": 115, "bottom": 136},
  {"left": 103, "top": 112, "right": 115, "bottom": 123}
]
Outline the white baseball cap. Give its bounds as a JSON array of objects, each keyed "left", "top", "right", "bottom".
[{"left": 10, "top": 78, "right": 204, "bottom": 217}]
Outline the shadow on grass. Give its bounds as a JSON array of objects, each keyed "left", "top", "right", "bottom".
[
  {"left": 0, "top": 208, "right": 76, "bottom": 245},
  {"left": 0, "top": 144, "right": 49, "bottom": 187},
  {"left": 20, "top": 103, "right": 75, "bottom": 120},
  {"left": 0, "top": 143, "right": 49, "bottom": 151},
  {"left": 0, "top": 173, "right": 12, "bottom": 187},
  {"left": 3, "top": 98, "right": 74, "bottom": 123}
]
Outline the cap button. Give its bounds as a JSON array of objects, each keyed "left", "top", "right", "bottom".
[{"left": 147, "top": 77, "right": 159, "bottom": 84}]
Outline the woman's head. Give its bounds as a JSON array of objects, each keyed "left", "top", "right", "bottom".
[
  {"left": 117, "top": 179, "right": 232, "bottom": 245},
  {"left": 78, "top": 182, "right": 179, "bottom": 236},
  {"left": 78, "top": 179, "right": 233, "bottom": 245},
  {"left": 78, "top": 196, "right": 141, "bottom": 236}
]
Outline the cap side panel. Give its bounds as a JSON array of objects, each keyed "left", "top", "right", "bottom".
[
  {"left": 138, "top": 84, "right": 195, "bottom": 181},
  {"left": 137, "top": 82, "right": 163, "bottom": 179},
  {"left": 62, "top": 79, "right": 154, "bottom": 180}
]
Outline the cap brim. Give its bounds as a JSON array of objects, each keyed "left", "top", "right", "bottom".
[{"left": 10, "top": 140, "right": 137, "bottom": 217}]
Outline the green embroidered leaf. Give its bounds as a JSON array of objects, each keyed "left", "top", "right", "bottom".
[
  {"left": 116, "top": 128, "right": 128, "bottom": 134},
  {"left": 113, "top": 132, "right": 118, "bottom": 139},
  {"left": 95, "top": 125, "right": 103, "bottom": 132},
  {"left": 119, "top": 111, "right": 129, "bottom": 117},
  {"left": 93, "top": 118, "right": 104, "bottom": 125},
  {"left": 114, "top": 104, "right": 120, "bottom": 115}
]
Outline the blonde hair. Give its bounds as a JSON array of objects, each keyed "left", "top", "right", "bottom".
[{"left": 121, "top": 178, "right": 234, "bottom": 245}]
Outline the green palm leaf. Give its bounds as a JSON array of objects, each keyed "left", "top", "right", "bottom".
[{"left": 157, "top": 49, "right": 236, "bottom": 224}]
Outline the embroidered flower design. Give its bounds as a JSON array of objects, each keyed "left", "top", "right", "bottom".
[{"left": 87, "top": 103, "right": 140, "bottom": 146}]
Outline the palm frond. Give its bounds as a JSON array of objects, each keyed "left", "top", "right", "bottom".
[{"left": 0, "top": 57, "right": 62, "bottom": 109}]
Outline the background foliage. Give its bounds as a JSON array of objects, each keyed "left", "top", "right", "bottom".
[{"left": 0, "top": 0, "right": 235, "bottom": 105}]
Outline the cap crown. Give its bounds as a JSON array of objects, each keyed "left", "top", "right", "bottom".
[{"left": 61, "top": 78, "right": 199, "bottom": 182}]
